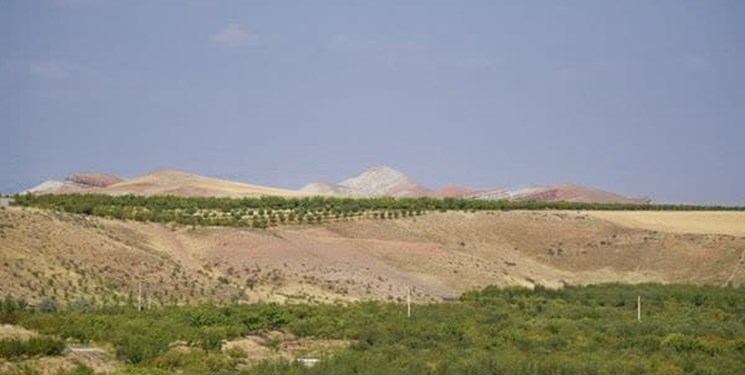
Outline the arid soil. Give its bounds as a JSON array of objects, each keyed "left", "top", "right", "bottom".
[{"left": 1, "top": 207, "right": 743, "bottom": 307}]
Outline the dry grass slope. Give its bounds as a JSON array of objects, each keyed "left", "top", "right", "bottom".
[
  {"left": 1, "top": 206, "right": 743, "bottom": 306},
  {"left": 587, "top": 211, "right": 745, "bottom": 236}
]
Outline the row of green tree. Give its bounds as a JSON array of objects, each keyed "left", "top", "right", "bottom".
[
  {"left": 2, "top": 283, "right": 743, "bottom": 374},
  {"left": 12, "top": 193, "right": 744, "bottom": 229}
]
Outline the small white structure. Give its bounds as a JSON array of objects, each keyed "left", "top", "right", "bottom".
[
  {"left": 0, "top": 197, "right": 12, "bottom": 207},
  {"left": 296, "top": 357, "right": 320, "bottom": 368}
]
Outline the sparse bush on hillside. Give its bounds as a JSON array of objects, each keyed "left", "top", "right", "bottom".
[
  {"left": 68, "top": 297, "right": 95, "bottom": 313},
  {"left": 37, "top": 297, "right": 59, "bottom": 313}
]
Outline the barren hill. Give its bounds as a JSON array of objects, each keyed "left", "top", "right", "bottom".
[
  {"left": 301, "top": 166, "right": 477, "bottom": 198},
  {"left": 25, "top": 173, "right": 125, "bottom": 194},
  {"left": 25, "top": 167, "right": 646, "bottom": 203},
  {"left": 90, "top": 170, "right": 311, "bottom": 198},
  {"left": 473, "top": 184, "right": 647, "bottom": 204},
  {"left": 1, "top": 206, "right": 742, "bottom": 305},
  {"left": 25, "top": 180, "right": 68, "bottom": 194},
  {"left": 299, "top": 181, "right": 344, "bottom": 195},
  {"left": 337, "top": 166, "right": 429, "bottom": 197},
  {"left": 302, "top": 166, "right": 430, "bottom": 197},
  {"left": 65, "top": 173, "right": 124, "bottom": 188},
  {"left": 301, "top": 166, "right": 642, "bottom": 202},
  {"left": 431, "top": 184, "right": 482, "bottom": 198}
]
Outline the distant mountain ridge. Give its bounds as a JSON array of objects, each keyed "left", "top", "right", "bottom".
[
  {"left": 471, "top": 184, "right": 649, "bottom": 204},
  {"left": 300, "top": 166, "right": 481, "bottom": 198},
  {"left": 25, "top": 170, "right": 311, "bottom": 198},
  {"left": 303, "top": 166, "right": 646, "bottom": 203},
  {"left": 24, "top": 166, "right": 648, "bottom": 203},
  {"left": 300, "top": 166, "right": 430, "bottom": 197}
]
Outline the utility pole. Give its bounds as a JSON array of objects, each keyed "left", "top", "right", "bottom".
[
  {"left": 407, "top": 286, "right": 411, "bottom": 319},
  {"left": 637, "top": 295, "right": 641, "bottom": 322}
]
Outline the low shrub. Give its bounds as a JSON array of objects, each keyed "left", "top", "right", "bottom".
[{"left": 0, "top": 336, "right": 65, "bottom": 359}]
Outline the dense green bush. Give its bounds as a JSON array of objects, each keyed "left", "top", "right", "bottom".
[
  {"left": 0, "top": 338, "right": 26, "bottom": 358},
  {"left": 1, "top": 295, "right": 30, "bottom": 324},
  {"left": 68, "top": 298, "right": 96, "bottom": 313},
  {"left": 0, "top": 336, "right": 65, "bottom": 359},
  {"left": 7, "top": 283, "right": 744, "bottom": 374}
]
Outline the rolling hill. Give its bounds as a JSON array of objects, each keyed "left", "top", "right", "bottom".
[
  {"left": 29, "top": 170, "right": 313, "bottom": 198},
  {"left": 301, "top": 166, "right": 431, "bottom": 197},
  {"left": 1, "top": 206, "right": 742, "bottom": 306},
  {"left": 93, "top": 170, "right": 312, "bottom": 198},
  {"left": 472, "top": 184, "right": 649, "bottom": 204},
  {"left": 24, "top": 166, "right": 647, "bottom": 204},
  {"left": 25, "top": 173, "right": 125, "bottom": 195},
  {"left": 301, "top": 166, "right": 643, "bottom": 202}
]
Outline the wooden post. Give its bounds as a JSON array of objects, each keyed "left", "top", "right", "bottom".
[
  {"left": 407, "top": 286, "right": 411, "bottom": 318},
  {"left": 637, "top": 295, "right": 641, "bottom": 322}
]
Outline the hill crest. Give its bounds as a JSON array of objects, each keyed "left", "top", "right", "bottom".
[
  {"left": 338, "top": 166, "right": 429, "bottom": 197},
  {"left": 99, "top": 169, "right": 311, "bottom": 198},
  {"left": 472, "top": 184, "right": 648, "bottom": 204},
  {"left": 24, "top": 166, "right": 649, "bottom": 203},
  {"left": 25, "top": 172, "right": 125, "bottom": 194}
]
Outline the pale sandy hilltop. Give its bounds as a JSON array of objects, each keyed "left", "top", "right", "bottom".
[{"left": 27, "top": 170, "right": 315, "bottom": 198}]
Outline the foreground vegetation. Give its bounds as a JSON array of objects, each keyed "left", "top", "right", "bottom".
[
  {"left": 1, "top": 283, "right": 743, "bottom": 374},
  {"left": 13, "top": 194, "right": 744, "bottom": 228}
]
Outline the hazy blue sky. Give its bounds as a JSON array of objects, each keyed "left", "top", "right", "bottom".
[{"left": 1, "top": 1, "right": 743, "bottom": 204}]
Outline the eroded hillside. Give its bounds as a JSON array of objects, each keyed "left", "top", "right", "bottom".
[{"left": 1, "top": 206, "right": 743, "bottom": 306}]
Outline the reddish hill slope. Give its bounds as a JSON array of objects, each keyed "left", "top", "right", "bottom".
[
  {"left": 300, "top": 167, "right": 642, "bottom": 202},
  {"left": 472, "top": 184, "right": 647, "bottom": 204},
  {"left": 65, "top": 173, "right": 124, "bottom": 188},
  {"left": 26, "top": 173, "right": 125, "bottom": 194},
  {"left": 430, "top": 184, "right": 482, "bottom": 198}
]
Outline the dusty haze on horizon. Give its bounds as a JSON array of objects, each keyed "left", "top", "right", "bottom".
[{"left": 1, "top": 1, "right": 743, "bottom": 205}]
